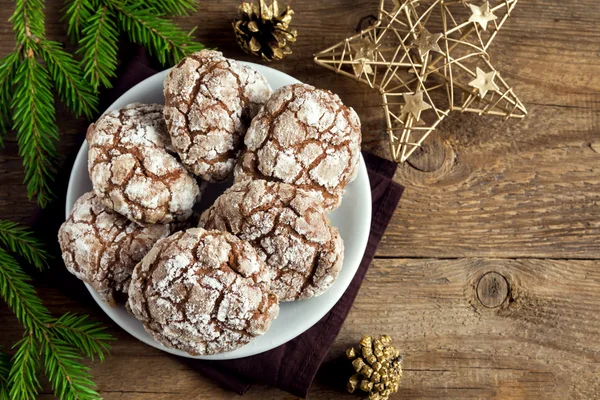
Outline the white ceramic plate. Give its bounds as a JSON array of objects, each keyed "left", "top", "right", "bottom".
[{"left": 65, "top": 62, "right": 372, "bottom": 360}]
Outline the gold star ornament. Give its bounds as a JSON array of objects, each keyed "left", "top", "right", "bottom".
[
  {"left": 401, "top": 92, "right": 431, "bottom": 121},
  {"left": 314, "top": 0, "right": 527, "bottom": 163},
  {"left": 468, "top": 1, "right": 499, "bottom": 31},
  {"left": 469, "top": 67, "right": 500, "bottom": 98},
  {"left": 351, "top": 38, "right": 378, "bottom": 76},
  {"left": 412, "top": 28, "right": 443, "bottom": 58}
]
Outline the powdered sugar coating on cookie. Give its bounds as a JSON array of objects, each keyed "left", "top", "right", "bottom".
[
  {"left": 58, "top": 192, "right": 173, "bottom": 305},
  {"left": 234, "top": 83, "right": 361, "bottom": 210},
  {"left": 199, "top": 180, "right": 344, "bottom": 301},
  {"left": 87, "top": 103, "right": 200, "bottom": 225},
  {"left": 128, "top": 228, "right": 279, "bottom": 355},
  {"left": 164, "top": 50, "right": 272, "bottom": 182}
]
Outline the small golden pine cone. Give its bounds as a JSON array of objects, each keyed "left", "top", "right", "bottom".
[
  {"left": 232, "top": 0, "right": 297, "bottom": 61},
  {"left": 346, "top": 335, "right": 403, "bottom": 400}
]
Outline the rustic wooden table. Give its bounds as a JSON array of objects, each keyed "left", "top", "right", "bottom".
[{"left": 1, "top": 0, "right": 599, "bottom": 398}]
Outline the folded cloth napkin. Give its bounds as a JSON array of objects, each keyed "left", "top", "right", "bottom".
[{"left": 38, "top": 47, "right": 405, "bottom": 398}]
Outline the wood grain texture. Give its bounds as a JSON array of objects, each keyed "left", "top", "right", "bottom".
[
  {"left": 1, "top": 0, "right": 599, "bottom": 399},
  {"left": 3, "top": 258, "right": 599, "bottom": 399}
]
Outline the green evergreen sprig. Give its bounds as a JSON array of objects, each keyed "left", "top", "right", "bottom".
[
  {"left": 115, "top": 2, "right": 203, "bottom": 65},
  {"left": 2, "top": 0, "right": 205, "bottom": 207},
  {"left": 0, "top": 221, "right": 113, "bottom": 399},
  {"left": 2, "top": 0, "right": 96, "bottom": 208},
  {"left": 8, "top": 335, "right": 41, "bottom": 400},
  {"left": 0, "top": 53, "right": 18, "bottom": 144},
  {"left": 0, "top": 220, "right": 49, "bottom": 270},
  {"left": 63, "top": 0, "right": 94, "bottom": 41},
  {"left": 49, "top": 313, "right": 113, "bottom": 362},
  {"left": 77, "top": 6, "right": 119, "bottom": 92},
  {"left": 39, "top": 40, "right": 98, "bottom": 119},
  {"left": 70, "top": 0, "right": 204, "bottom": 93},
  {"left": 0, "top": 247, "right": 53, "bottom": 334},
  {"left": 142, "top": 0, "right": 198, "bottom": 16},
  {"left": 0, "top": 349, "right": 10, "bottom": 398}
]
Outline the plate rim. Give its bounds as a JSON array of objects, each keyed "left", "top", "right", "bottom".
[{"left": 65, "top": 63, "right": 372, "bottom": 360}]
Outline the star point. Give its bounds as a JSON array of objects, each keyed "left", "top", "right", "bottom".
[
  {"left": 468, "top": 67, "right": 500, "bottom": 98},
  {"left": 401, "top": 92, "right": 432, "bottom": 121},
  {"left": 468, "top": 1, "right": 498, "bottom": 31}
]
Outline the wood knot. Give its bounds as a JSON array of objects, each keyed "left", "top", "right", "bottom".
[
  {"left": 476, "top": 272, "right": 509, "bottom": 308},
  {"left": 406, "top": 134, "right": 454, "bottom": 173},
  {"left": 356, "top": 15, "right": 378, "bottom": 32}
]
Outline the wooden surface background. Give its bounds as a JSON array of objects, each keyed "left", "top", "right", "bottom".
[{"left": 1, "top": 0, "right": 599, "bottom": 398}]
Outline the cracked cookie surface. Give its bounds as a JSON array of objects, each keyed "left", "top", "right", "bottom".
[
  {"left": 164, "top": 50, "right": 272, "bottom": 182},
  {"left": 128, "top": 227, "right": 279, "bottom": 355},
  {"left": 87, "top": 103, "right": 200, "bottom": 225},
  {"left": 58, "top": 192, "right": 173, "bottom": 305},
  {"left": 199, "top": 180, "right": 344, "bottom": 301},
  {"left": 234, "top": 83, "right": 361, "bottom": 210}
]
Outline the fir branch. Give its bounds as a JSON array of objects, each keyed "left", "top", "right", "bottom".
[
  {"left": 8, "top": 334, "right": 41, "bottom": 400},
  {"left": 0, "top": 349, "right": 10, "bottom": 399},
  {"left": 6, "top": 0, "right": 205, "bottom": 205},
  {"left": 11, "top": 44, "right": 60, "bottom": 208},
  {"left": 42, "top": 336, "right": 100, "bottom": 400},
  {"left": 0, "top": 220, "right": 49, "bottom": 270},
  {"left": 113, "top": 2, "right": 204, "bottom": 65},
  {"left": 10, "top": 0, "right": 46, "bottom": 42},
  {"left": 62, "top": 0, "right": 95, "bottom": 41},
  {"left": 143, "top": 0, "right": 198, "bottom": 16},
  {"left": 39, "top": 39, "right": 98, "bottom": 118},
  {"left": 48, "top": 313, "right": 113, "bottom": 362},
  {"left": 0, "top": 207, "right": 113, "bottom": 398},
  {"left": 0, "top": 52, "right": 19, "bottom": 141},
  {"left": 78, "top": 5, "right": 119, "bottom": 92},
  {"left": 0, "top": 247, "right": 52, "bottom": 334}
]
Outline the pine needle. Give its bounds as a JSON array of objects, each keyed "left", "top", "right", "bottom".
[
  {"left": 0, "top": 349, "right": 10, "bottom": 399},
  {"left": 7, "top": 0, "right": 206, "bottom": 206},
  {"left": 0, "top": 220, "right": 49, "bottom": 270},
  {"left": 10, "top": 0, "right": 46, "bottom": 42},
  {"left": 62, "top": 0, "right": 95, "bottom": 41},
  {"left": 42, "top": 335, "right": 101, "bottom": 400},
  {"left": 0, "top": 52, "right": 19, "bottom": 142},
  {"left": 78, "top": 5, "right": 119, "bottom": 92},
  {"left": 0, "top": 247, "right": 52, "bottom": 334},
  {"left": 113, "top": 1, "right": 204, "bottom": 65},
  {"left": 48, "top": 313, "right": 113, "bottom": 362},
  {"left": 8, "top": 334, "right": 41, "bottom": 400},
  {"left": 39, "top": 40, "right": 98, "bottom": 119},
  {"left": 144, "top": 0, "right": 198, "bottom": 16},
  {"left": 11, "top": 43, "right": 60, "bottom": 208},
  {"left": 0, "top": 220, "right": 114, "bottom": 398}
]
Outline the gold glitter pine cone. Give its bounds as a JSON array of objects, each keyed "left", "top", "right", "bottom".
[
  {"left": 346, "top": 335, "right": 403, "bottom": 400},
  {"left": 233, "top": 0, "right": 297, "bottom": 61}
]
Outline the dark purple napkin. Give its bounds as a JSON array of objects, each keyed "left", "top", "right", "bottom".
[
  {"left": 43, "top": 47, "right": 404, "bottom": 398},
  {"left": 190, "top": 154, "right": 403, "bottom": 397}
]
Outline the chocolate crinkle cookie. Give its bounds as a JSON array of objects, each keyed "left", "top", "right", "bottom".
[
  {"left": 199, "top": 180, "right": 344, "bottom": 302},
  {"left": 87, "top": 103, "right": 200, "bottom": 225},
  {"left": 58, "top": 192, "right": 174, "bottom": 305},
  {"left": 234, "top": 83, "right": 361, "bottom": 210},
  {"left": 163, "top": 50, "right": 272, "bottom": 182},
  {"left": 128, "top": 228, "right": 279, "bottom": 355}
]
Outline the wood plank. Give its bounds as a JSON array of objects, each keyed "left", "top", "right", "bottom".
[
  {"left": 380, "top": 101, "right": 600, "bottom": 258},
  {"left": 2, "top": 258, "right": 599, "bottom": 399},
  {"left": 0, "top": 0, "right": 599, "bottom": 399}
]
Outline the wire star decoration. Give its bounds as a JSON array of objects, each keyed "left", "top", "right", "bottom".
[{"left": 314, "top": 0, "right": 527, "bottom": 163}]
